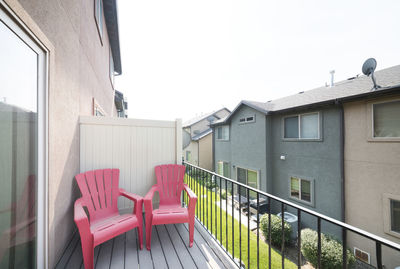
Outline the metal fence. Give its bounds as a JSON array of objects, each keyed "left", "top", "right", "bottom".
[{"left": 182, "top": 162, "right": 400, "bottom": 269}]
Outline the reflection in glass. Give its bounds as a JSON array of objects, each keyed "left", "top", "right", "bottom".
[{"left": 0, "top": 19, "right": 38, "bottom": 268}]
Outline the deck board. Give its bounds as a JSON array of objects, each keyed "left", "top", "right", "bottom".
[{"left": 58, "top": 219, "right": 235, "bottom": 269}]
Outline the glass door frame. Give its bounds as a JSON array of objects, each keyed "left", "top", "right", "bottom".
[
  {"left": 0, "top": 3, "right": 49, "bottom": 268},
  {"left": 235, "top": 166, "right": 260, "bottom": 198}
]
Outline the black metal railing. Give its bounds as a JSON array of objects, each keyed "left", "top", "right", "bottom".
[{"left": 182, "top": 161, "right": 400, "bottom": 269}]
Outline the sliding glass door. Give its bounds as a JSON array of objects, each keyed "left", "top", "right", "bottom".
[
  {"left": 236, "top": 167, "right": 259, "bottom": 199},
  {"left": 0, "top": 6, "right": 46, "bottom": 268}
]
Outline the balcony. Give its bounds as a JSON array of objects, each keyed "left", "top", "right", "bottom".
[
  {"left": 56, "top": 220, "right": 235, "bottom": 268},
  {"left": 54, "top": 117, "right": 400, "bottom": 269}
]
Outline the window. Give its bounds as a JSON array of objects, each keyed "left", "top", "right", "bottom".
[
  {"left": 236, "top": 167, "right": 259, "bottom": 199},
  {"left": 284, "top": 112, "right": 320, "bottom": 139},
  {"left": 216, "top": 126, "right": 229, "bottom": 140},
  {"left": 391, "top": 199, "right": 400, "bottom": 233},
  {"left": 290, "top": 177, "right": 312, "bottom": 203},
  {"left": 354, "top": 247, "right": 370, "bottom": 264},
  {"left": 373, "top": 101, "right": 400, "bottom": 138},
  {"left": 217, "top": 161, "right": 230, "bottom": 177},
  {"left": 0, "top": 7, "right": 47, "bottom": 267},
  {"left": 186, "top": 151, "right": 192, "bottom": 162},
  {"left": 93, "top": 98, "right": 106, "bottom": 116},
  {"left": 95, "top": 0, "right": 103, "bottom": 40},
  {"left": 239, "top": 115, "right": 255, "bottom": 124}
]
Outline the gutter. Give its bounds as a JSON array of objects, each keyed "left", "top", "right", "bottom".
[{"left": 336, "top": 100, "right": 346, "bottom": 223}]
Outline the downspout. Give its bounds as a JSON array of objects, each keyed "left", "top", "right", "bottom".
[{"left": 337, "top": 100, "right": 346, "bottom": 223}]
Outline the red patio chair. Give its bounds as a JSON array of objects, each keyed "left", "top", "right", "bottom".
[
  {"left": 144, "top": 164, "right": 197, "bottom": 250},
  {"left": 74, "top": 169, "right": 143, "bottom": 269}
]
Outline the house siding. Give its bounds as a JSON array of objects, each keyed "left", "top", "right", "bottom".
[
  {"left": 270, "top": 106, "right": 343, "bottom": 237},
  {"left": 198, "top": 133, "right": 213, "bottom": 171},
  {"left": 3, "top": 0, "right": 118, "bottom": 267},
  {"left": 344, "top": 95, "right": 400, "bottom": 269}
]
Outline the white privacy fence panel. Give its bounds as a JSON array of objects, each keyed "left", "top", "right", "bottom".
[{"left": 80, "top": 116, "right": 182, "bottom": 209}]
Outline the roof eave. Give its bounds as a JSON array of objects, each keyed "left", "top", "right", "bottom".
[{"left": 104, "top": 0, "right": 122, "bottom": 75}]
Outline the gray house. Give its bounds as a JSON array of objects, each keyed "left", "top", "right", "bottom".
[{"left": 212, "top": 65, "right": 400, "bottom": 237}]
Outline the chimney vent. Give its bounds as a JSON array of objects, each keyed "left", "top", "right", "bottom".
[{"left": 329, "top": 70, "right": 335, "bottom": 87}]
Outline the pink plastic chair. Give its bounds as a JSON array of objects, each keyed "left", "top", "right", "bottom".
[
  {"left": 74, "top": 169, "right": 143, "bottom": 269},
  {"left": 144, "top": 164, "right": 197, "bottom": 250}
]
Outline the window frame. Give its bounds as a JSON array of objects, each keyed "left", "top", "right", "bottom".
[
  {"left": 0, "top": 4, "right": 49, "bottom": 268},
  {"left": 239, "top": 114, "right": 256, "bottom": 124},
  {"left": 282, "top": 111, "right": 322, "bottom": 141},
  {"left": 383, "top": 193, "right": 400, "bottom": 238},
  {"left": 369, "top": 99, "right": 400, "bottom": 142},
  {"left": 288, "top": 176, "right": 315, "bottom": 206},
  {"left": 93, "top": 98, "right": 106, "bottom": 116},
  {"left": 235, "top": 166, "right": 260, "bottom": 198},
  {"left": 94, "top": 0, "right": 104, "bottom": 44},
  {"left": 216, "top": 125, "right": 229, "bottom": 141},
  {"left": 217, "top": 161, "right": 230, "bottom": 178}
]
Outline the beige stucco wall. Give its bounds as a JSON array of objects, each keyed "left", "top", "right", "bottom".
[
  {"left": 344, "top": 95, "right": 400, "bottom": 268},
  {"left": 3, "top": 0, "right": 117, "bottom": 267},
  {"left": 198, "top": 133, "right": 213, "bottom": 171},
  {"left": 183, "top": 141, "right": 199, "bottom": 166}
]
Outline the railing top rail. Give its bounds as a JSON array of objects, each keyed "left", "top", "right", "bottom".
[{"left": 183, "top": 161, "right": 400, "bottom": 251}]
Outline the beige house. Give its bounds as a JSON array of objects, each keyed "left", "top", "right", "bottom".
[
  {"left": 183, "top": 108, "right": 230, "bottom": 170},
  {"left": 0, "top": 0, "right": 123, "bottom": 267},
  {"left": 343, "top": 68, "right": 400, "bottom": 268}
]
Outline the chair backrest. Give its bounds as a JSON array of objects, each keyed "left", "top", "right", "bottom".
[
  {"left": 75, "top": 169, "right": 120, "bottom": 222},
  {"left": 155, "top": 164, "right": 186, "bottom": 206}
]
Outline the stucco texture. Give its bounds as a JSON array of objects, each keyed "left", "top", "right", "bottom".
[{"left": 344, "top": 95, "right": 400, "bottom": 268}]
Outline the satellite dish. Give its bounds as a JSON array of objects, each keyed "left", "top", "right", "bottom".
[
  {"left": 361, "top": 58, "right": 380, "bottom": 90},
  {"left": 362, "top": 58, "right": 377, "bottom": 76}
]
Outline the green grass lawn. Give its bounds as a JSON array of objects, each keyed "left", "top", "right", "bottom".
[{"left": 184, "top": 174, "right": 297, "bottom": 269}]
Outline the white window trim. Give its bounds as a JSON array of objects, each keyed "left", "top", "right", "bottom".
[
  {"left": 217, "top": 160, "right": 230, "bottom": 177},
  {"left": 216, "top": 125, "right": 229, "bottom": 141},
  {"left": 235, "top": 166, "right": 260, "bottom": 192},
  {"left": 282, "top": 111, "right": 321, "bottom": 141},
  {"left": 288, "top": 176, "right": 315, "bottom": 206},
  {"left": 94, "top": 0, "right": 103, "bottom": 43},
  {"left": 353, "top": 247, "right": 370, "bottom": 264},
  {"left": 368, "top": 99, "right": 400, "bottom": 142},
  {"left": 383, "top": 193, "right": 400, "bottom": 239},
  {"left": 0, "top": 4, "right": 49, "bottom": 268},
  {"left": 239, "top": 114, "right": 256, "bottom": 124}
]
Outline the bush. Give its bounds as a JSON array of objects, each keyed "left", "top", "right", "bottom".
[
  {"left": 260, "top": 214, "right": 292, "bottom": 247},
  {"left": 301, "top": 229, "right": 355, "bottom": 269},
  {"left": 219, "top": 189, "right": 231, "bottom": 200}
]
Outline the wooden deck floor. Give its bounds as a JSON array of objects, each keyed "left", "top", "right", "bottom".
[{"left": 55, "top": 220, "right": 236, "bottom": 269}]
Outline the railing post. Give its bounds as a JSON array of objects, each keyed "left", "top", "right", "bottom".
[
  {"left": 376, "top": 242, "right": 382, "bottom": 269},
  {"left": 297, "top": 209, "right": 301, "bottom": 269},
  {"left": 281, "top": 203, "right": 285, "bottom": 269},
  {"left": 342, "top": 227, "right": 347, "bottom": 269},
  {"left": 268, "top": 197, "right": 271, "bottom": 269},
  {"left": 317, "top": 217, "right": 321, "bottom": 269}
]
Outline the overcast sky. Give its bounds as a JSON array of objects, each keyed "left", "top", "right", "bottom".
[{"left": 115, "top": 0, "right": 400, "bottom": 122}]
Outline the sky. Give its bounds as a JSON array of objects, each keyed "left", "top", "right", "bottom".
[{"left": 115, "top": 0, "right": 400, "bottom": 122}]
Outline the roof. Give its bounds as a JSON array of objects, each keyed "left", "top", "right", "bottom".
[
  {"left": 192, "top": 128, "right": 212, "bottom": 141},
  {"left": 104, "top": 0, "right": 122, "bottom": 75},
  {"left": 214, "top": 65, "right": 400, "bottom": 125},
  {"left": 183, "top": 107, "right": 230, "bottom": 127}
]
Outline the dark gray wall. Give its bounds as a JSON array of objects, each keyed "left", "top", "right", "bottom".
[
  {"left": 214, "top": 105, "right": 268, "bottom": 192},
  {"left": 270, "top": 106, "right": 343, "bottom": 237}
]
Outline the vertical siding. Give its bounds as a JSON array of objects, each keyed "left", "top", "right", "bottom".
[{"left": 80, "top": 116, "right": 181, "bottom": 209}]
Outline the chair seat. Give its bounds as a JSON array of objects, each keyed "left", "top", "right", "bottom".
[
  {"left": 152, "top": 204, "right": 189, "bottom": 225},
  {"left": 91, "top": 213, "right": 139, "bottom": 246}
]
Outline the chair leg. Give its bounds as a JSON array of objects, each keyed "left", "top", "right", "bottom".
[
  {"left": 137, "top": 224, "right": 143, "bottom": 250},
  {"left": 189, "top": 218, "right": 195, "bottom": 248},
  {"left": 81, "top": 240, "right": 94, "bottom": 269},
  {"left": 145, "top": 219, "right": 152, "bottom": 250}
]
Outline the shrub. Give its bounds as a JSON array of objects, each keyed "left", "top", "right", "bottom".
[
  {"left": 260, "top": 214, "right": 292, "bottom": 247},
  {"left": 219, "top": 189, "right": 231, "bottom": 200},
  {"left": 301, "top": 229, "right": 355, "bottom": 269}
]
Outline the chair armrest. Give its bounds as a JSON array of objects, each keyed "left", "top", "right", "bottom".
[
  {"left": 119, "top": 188, "right": 143, "bottom": 203},
  {"left": 144, "top": 185, "right": 158, "bottom": 218},
  {"left": 183, "top": 184, "right": 197, "bottom": 200},
  {"left": 119, "top": 189, "right": 143, "bottom": 220},
  {"left": 74, "top": 199, "right": 90, "bottom": 235},
  {"left": 183, "top": 184, "right": 197, "bottom": 217}
]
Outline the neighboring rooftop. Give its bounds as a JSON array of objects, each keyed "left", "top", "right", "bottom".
[
  {"left": 215, "top": 65, "right": 400, "bottom": 125},
  {"left": 183, "top": 107, "right": 230, "bottom": 128}
]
